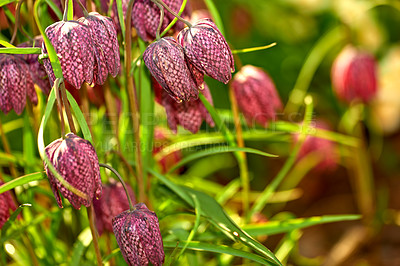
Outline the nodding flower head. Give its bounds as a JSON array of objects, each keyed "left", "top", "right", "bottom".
[
  {"left": 177, "top": 18, "right": 234, "bottom": 84},
  {"left": 112, "top": 203, "right": 165, "bottom": 266},
  {"left": 93, "top": 182, "right": 136, "bottom": 235},
  {"left": 231, "top": 65, "right": 282, "bottom": 127},
  {"left": 42, "top": 20, "right": 95, "bottom": 89},
  {"left": 78, "top": 12, "right": 120, "bottom": 85},
  {"left": 44, "top": 133, "right": 102, "bottom": 209},
  {"left": 0, "top": 181, "right": 17, "bottom": 229},
  {"left": 0, "top": 54, "right": 37, "bottom": 115},
  {"left": 144, "top": 37, "right": 199, "bottom": 102},
  {"left": 331, "top": 45, "right": 377, "bottom": 103}
]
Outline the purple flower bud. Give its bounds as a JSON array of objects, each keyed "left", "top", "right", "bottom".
[
  {"left": 144, "top": 37, "right": 198, "bottom": 102},
  {"left": 132, "top": 0, "right": 191, "bottom": 42},
  {"left": 331, "top": 45, "right": 377, "bottom": 103},
  {"left": 78, "top": 12, "right": 120, "bottom": 85},
  {"left": 18, "top": 36, "right": 51, "bottom": 95},
  {"left": 42, "top": 20, "right": 95, "bottom": 89},
  {"left": 231, "top": 65, "right": 282, "bottom": 127},
  {"left": 0, "top": 181, "right": 17, "bottom": 229},
  {"left": 177, "top": 18, "right": 235, "bottom": 84},
  {"left": 44, "top": 133, "right": 102, "bottom": 210},
  {"left": 112, "top": 203, "right": 165, "bottom": 266},
  {"left": 154, "top": 79, "right": 214, "bottom": 133},
  {"left": 93, "top": 182, "right": 136, "bottom": 235},
  {"left": 0, "top": 54, "right": 38, "bottom": 115},
  {"left": 295, "top": 121, "right": 338, "bottom": 172}
]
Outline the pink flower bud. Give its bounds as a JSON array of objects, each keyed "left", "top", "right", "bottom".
[
  {"left": 331, "top": 45, "right": 377, "bottom": 103},
  {"left": 231, "top": 65, "right": 282, "bottom": 127}
]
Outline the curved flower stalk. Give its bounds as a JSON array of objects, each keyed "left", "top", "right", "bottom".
[
  {"left": 44, "top": 133, "right": 102, "bottom": 209},
  {"left": 0, "top": 54, "right": 38, "bottom": 115},
  {"left": 112, "top": 203, "right": 165, "bottom": 266},
  {"left": 231, "top": 65, "right": 282, "bottom": 127}
]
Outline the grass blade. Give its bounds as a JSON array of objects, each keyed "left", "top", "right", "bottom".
[{"left": 0, "top": 172, "right": 44, "bottom": 194}]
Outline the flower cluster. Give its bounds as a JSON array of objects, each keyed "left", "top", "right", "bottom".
[
  {"left": 144, "top": 18, "right": 234, "bottom": 103},
  {"left": 42, "top": 12, "right": 120, "bottom": 89}
]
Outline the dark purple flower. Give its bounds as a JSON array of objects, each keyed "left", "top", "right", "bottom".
[
  {"left": 331, "top": 45, "right": 377, "bottom": 103},
  {"left": 0, "top": 181, "right": 17, "bottom": 229},
  {"left": 231, "top": 65, "right": 282, "bottom": 127},
  {"left": 112, "top": 203, "right": 165, "bottom": 266},
  {"left": 295, "top": 121, "right": 338, "bottom": 172},
  {"left": 0, "top": 54, "right": 38, "bottom": 115},
  {"left": 93, "top": 182, "right": 136, "bottom": 235},
  {"left": 42, "top": 20, "right": 95, "bottom": 89},
  {"left": 154, "top": 79, "right": 214, "bottom": 133},
  {"left": 144, "top": 37, "right": 199, "bottom": 102},
  {"left": 78, "top": 12, "right": 120, "bottom": 85},
  {"left": 44, "top": 133, "right": 102, "bottom": 209},
  {"left": 132, "top": 0, "right": 191, "bottom": 42},
  {"left": 177, "top": 18, "right": 234, "bottom": 84},
  {"left": 18, "top": 36, "right": 51, "bottom": 94}
]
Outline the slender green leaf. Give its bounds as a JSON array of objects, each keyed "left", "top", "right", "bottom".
[
  {"left": 44, "top": 0, "right": 62, "bottom": 20},
  {"left": 67, "top": 0, "right": 73, "bottom": 20},
  {"left": 0, "top": 47, "right": 41, "bottom": 54},
  {"left": 116, "top": 0, "right": 125, "bottom": 39},
  {"left": 69, "top": 227, "right": 92, "bottom": 265},
  {"left": 149, "top": 169, "right": 282, "bottom": 266},
  {"left": 0, "top": 172, "right": 45, "bottom": 194},
  {"left": 168, "top": 146, "right": 277, "bottom": 173},
  {"left": 0, "top": 0, "right": 16, "bottom": 7},
  {"left": 0, "top": 40, "right": 15, "bottom": 48},
  {"left": 66, "top": 89, "right": 93, "bottom": 143},
  {"left": 164, "top": 241, "right": 274, "bottom": 265},
  {"left": 232, "top": 42, "right": 277, "bottom": 54},
  {"left": 243, "top": 215, "right": 361, "bottom": 236}
]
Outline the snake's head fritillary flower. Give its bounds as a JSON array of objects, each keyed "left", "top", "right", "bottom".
[
  {"left": 154, "top": 79, "right": 214, "bottom": 133},
  {"left": 132, "top": 0, "right": 191, "bottom": 42},
  {"left": 93, "top": 182, "right": 136, "bottom": 235},
  {"left": 295, "top": 121, "right": 338, "bottom": 172},
  {"left": 331, "top": 45, "right": 377, "bottom": 103},
  {"left": 42, "top": 20, "right": 95, "bottom": 89},
  {"left": 18, "top": 36, "right": 51, "bottom": 95},
  {"left": 0, "top": 181, "right": 17, "bottom": 229},
  {"left": 177, "top": 18, "right": 234, "bottom": 84},
  {"left": 44, "top": 133, "right": 102, "bottom": 209},
  {"left": 231, "top": 65, "right": 282, "bottom": 127},
  {"left": 0, "top": 54, "right": 37, "bottom": 115},
  {"left": 112, "top": 203, "right": 165, "bottom": 266},
  {"left": 144, "top": 37, "right": 198, "bottom": 102},
  {"left": 78, "top": 12, "right": 120, "bottom": 85}
]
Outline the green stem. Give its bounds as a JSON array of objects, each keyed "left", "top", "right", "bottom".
[
  {"left": 250, "top": 96, "right": 314, "bottom": 218},
  {"left": 54, "top": 79, "right": 65, "bottom": 137},
  {"left": 285, "top": 26, "right": 346, "bottom": 114},
  {"left": 62, "top": 0, "right": 69, "bottom": 21},
  {"left": 99, "top": 163, "right": 134, "bottom": 211},
  {"left": 87, "top": 205, "right": 103, "bottom": 266},
  {"left": 126, "top": 0, "right": 145, "bottom": 203},
  {"left": 74, "top": 0, "right": 89, "bottom": 17},
  {"left": 232, "top": 42, "right": 277, "bottom": 54},
  {"left": 152, "top": 0, "right": 192, "bottom": 27},
  {"left": 160, "top": 0, "right": 187, "bottom": 37},
  {"left": 153, "top": 0, "right": 164, "bottom": 40},
  {"left": 10, "top": 0, "right": 24, "bottom": 44},
  {"left": 60, "top": 82, "right": 77, "bottom": 134}
]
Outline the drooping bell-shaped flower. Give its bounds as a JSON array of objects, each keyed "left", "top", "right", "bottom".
[
  {"left": 177, "top": 18, "right": 235, "bottom": 84},
  {"left": 112, "top": 203, "right": 165, "bottom": 266},
  {"left": 132, "top": 0, "right": 191, "bottom": 42},
  {"left": 44, "top": 133, "right": 102, "bottom": 209},
  {"left": 93, "top": 182, "right": 136, "bottom": 235},
  {"left": 18, "top": 36, "right": 51, "bottom": 94},
  {"left": 78, "top": 12, "right": 120, "bottom": 85},
  {"left": 144, "top": 37, "right": 199, "bottom": 102},
  {"left": 295, "top": 121, "right": 338, "bottom": 172},
  {"left": 42, "top": 20, "right": 95, "bottom": 89},
  {"left": 0, "top": 54, "right": 37, "bottom": 115},
  {"left": 331, "top": 45, "right": 377, "bottom": 103},
  {"left": 231, "top": 65, "right": 282, "bottom": 127},
  {"left": 0, "top": 181, "right": 17, "bottom": 229}
]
